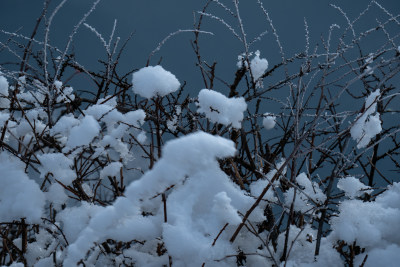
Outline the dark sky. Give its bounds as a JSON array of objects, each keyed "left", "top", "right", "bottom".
[{"left": 1, "top": 0, "right": 400, "bottom": 94}]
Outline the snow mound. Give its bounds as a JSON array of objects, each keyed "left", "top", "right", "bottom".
[
  {"left": 64, "top": 132, "right": 263, "bottom": 266},
  {"left": 331, "top": 182, "right": 400, "bottom": 251},
  {"left": 197, "top": 89, "right": 247, "bottom": 128},
  {"left": 132, "top": 65, "right": 180, "bottom": 99}
]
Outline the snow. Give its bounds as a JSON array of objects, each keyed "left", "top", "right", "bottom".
[
  {"left": 46, "top": 183, "right": 68, "bottom": 210},
  {"left": 211, "top": 191, "right": 242, "bottom": 225},
  {"left": 331, "top": 182, "right": 400, "bottom": 253},
  {"left": 250, "top": 50, "right": 269, "bottom": 82},
  {"left": 250, "top": 158, "right": 286, "bottom": 202},
  {"left": 0, "top": 73, "right": 10, "bottom": 109},
  {"left": 263, "top": 113, "right": 276, "bottom": 130},
  {"left": 237, "top": 50, "right": 268, "bottom": 87},
  {"left": 350, "top": 89, "right": 382, "bottom": 148},
  {"left": 57, "top": 202, "right": 104, "bottom": 243},
  {"left": 284, "top": 172, "right": 326, "bottom": 213},
  {"left": 65, "top": 115, "right": 100, "bottom": 149},
  {"left": 63, "top": 132, "right": 265, "bottom": 266},
  {"left": 354, "top": 244, "right": 400, "bottom": 267},
  {"left": 337, "top": 176, "right": 372, "bottom": 199},
  {"left": 197, "top": 89, "right": 247, "bottom": 128},
  {"left": 100, "top": 161, "right": 123, "bottom": 179},
  {"left": 37, "top": 153, "right": 76, "bottom": 185},
  {"left": 0, "top": 152, "right": 45, "bottom": 223},
  {"left": 276, "top": 225, "right": 341, "bottom": 267},
  {"left": 132, "top": 65, "right": 181, "bottom": 99},
  {"left": 50, "top": 114, "right": 80, "bottom": 137}
]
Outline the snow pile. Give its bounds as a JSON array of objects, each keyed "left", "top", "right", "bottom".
[
  {"left": 330, "top": 182, "right": 400, "bottom": 266},
  {"left": 63, "top": 132, "right": 265, "bottom": 266},
  {"left": 197, "top": 89, "right": 247, "bottom": 128},
  {"left": 0, "top": 152, "right": 45, "bottom": 223},
  {"left": 263, "top": 113, "right": 276, "bottom": 130},
  {"left": 132, "top": 65, "right": 181, "bottom": 99},
  {"left": 350, "top": 90, "right": 382, "bottom": 149}
]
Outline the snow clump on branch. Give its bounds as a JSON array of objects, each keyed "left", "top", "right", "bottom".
[
  {"left": 263, "top": 113, "right": 276, "bottom": 130},
  {"left": 350, "top": 89, "right": 382, "bottom": 149},
  {"left": 237, "top": 50, "right": 268, "bottom": 88},
  {"left": 197, "top": 89, "right": 247, "bottom": 128},
  {"left": 132, "top": 65, "right": 181, "bottom": 99}
]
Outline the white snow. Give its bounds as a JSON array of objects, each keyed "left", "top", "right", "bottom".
[
  {"left": 0, "top": 73, "right": 10, "bottom": 109},
  {"left": 331, "top": 182, "right": 400, "bottom": 251},
  {"left": 63, "top": 132, "right": 265, "bottom": 266},
  {"left": 37, "top": 153, "right": 76, "bottom": 185},
  {"left": 237, "top": 50, "right": 268, "bottom": 87},
  {"left": 197, "top": 89, "right": 247, "bottom": 128},
  {"left": 263, "top": 113, "right": 276, "bottom": 130},
  {"left": 46, "top": 183, "right": 68, "bottom": 210},
  {"left": 250, "top": 50, "right": 269, "bottom": 82},
  {"left": 100, "top": 161, "right": 123, "bottom": 179},
  {"left": 65, "top": 115, "right": 100, "bottom": 149},
  {"left": 0, "top": 152, "right": 45, "bottom": 223},
  {"left": 350, "top": 90, "right": 382, "bottom": 148},
  {"left": 132, "top": 65, "right": 180, "bottom": 99},
  {"left": 250, "top": 158, "right": 286, "bottom": 202},
  {"left": 50, "top": 114, "right": 80, "bottom": 137},
  {"left": 284, "top": 172, "right": 326, "bottom": 213},
  {"left": 337, "top": 176, "right": 372, "bottom": 199}
]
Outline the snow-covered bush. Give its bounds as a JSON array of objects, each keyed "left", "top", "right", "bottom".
[{"left": 1, "top": 0, "right": 400, "bottom": 266}]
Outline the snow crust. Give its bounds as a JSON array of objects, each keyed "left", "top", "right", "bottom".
[
  {"left": 197, "top": 89, "right": 247, "bottom": 128},
  {"left": 132, "top": 65, "right": 180, "bottom": 99}
]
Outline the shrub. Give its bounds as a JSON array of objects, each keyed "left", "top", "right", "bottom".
[{"left": 1, "top": 0, "right": 400, "bottom": 266}]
